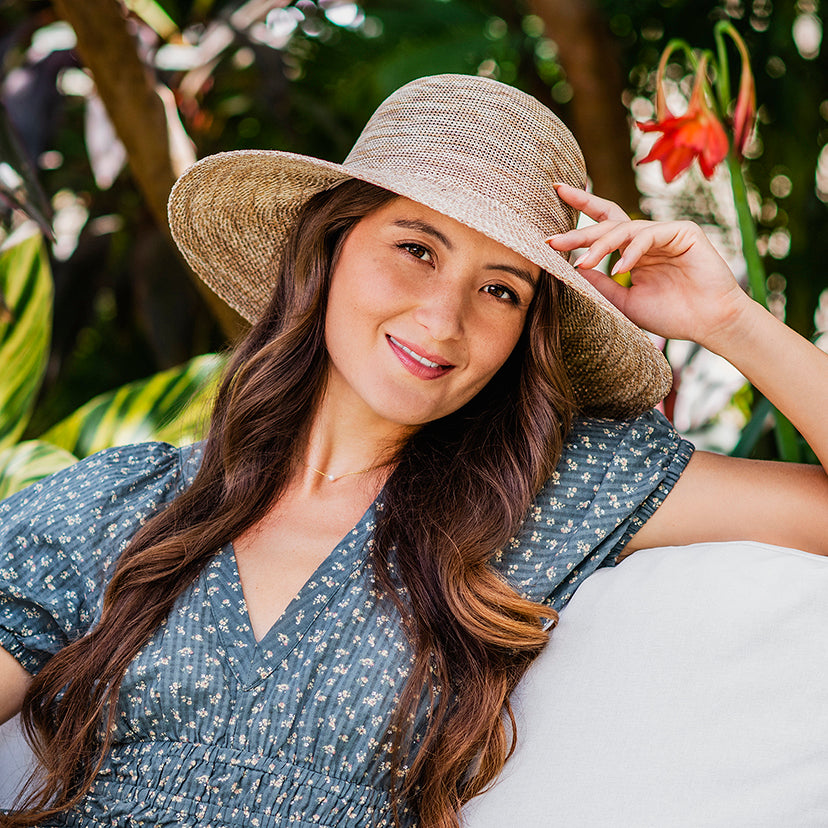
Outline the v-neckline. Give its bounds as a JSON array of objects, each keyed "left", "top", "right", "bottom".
[{"left": 205, "top": 497, "right": 381, "bottom": 690}]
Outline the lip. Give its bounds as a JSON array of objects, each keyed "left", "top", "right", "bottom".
[{"left": 386, "top": 334, "right": 455, "bottom": 380}]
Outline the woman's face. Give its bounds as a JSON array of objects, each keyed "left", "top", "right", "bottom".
[{"left": 323, "top": 197, "right": 540, "bottom": 430}]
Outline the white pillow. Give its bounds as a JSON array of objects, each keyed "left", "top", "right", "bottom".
[
  {"left": 463, "top": 541, "right": 828, "bottom": 828},
  {"left": 0, "top": 714, "right": 32, "bottom": 807}
]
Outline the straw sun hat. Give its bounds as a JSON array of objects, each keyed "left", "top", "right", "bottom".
[{"left": 168, "top": 73, "right": 671, "bottom": 417}]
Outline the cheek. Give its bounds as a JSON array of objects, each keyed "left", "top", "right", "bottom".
[
  {"left": 329, "top": 253, "right": 410, "bottom": 320},
  {"left": 476, "top": 315, "right": 527, "bottom": 372},
  {"left": 325, "top": 271, "right": 370, "bottom": 344}
]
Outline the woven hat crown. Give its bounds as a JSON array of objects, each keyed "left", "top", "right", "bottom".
[{"left": 341, "top": 74, "right": 587, "bottom": 241}]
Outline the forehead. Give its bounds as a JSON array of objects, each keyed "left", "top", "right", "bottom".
[{"left": 362, "top": 197, "right": 542, "bottom": 276}]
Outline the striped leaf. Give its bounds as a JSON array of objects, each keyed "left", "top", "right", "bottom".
[
  {"left": 0, "top": 439, "right": 78, "bottom": 500},
  {"left": 42, "top": 353, "right": 225, "bottom": 458},
  {"left": 0, "top": 228, "right": 52, "bottom": 451}
]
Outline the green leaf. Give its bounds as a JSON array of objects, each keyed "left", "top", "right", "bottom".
[
  {"left": 772, "top": 410, "right": 802, "bottom": 463},
  {"left": 731, "top": 396, "right": 805, "bottom": 462},
  {"left": 731, "top": 397, "right": 772, "bottom": 458},
  {"left": 0, "top": 227, "right": 52, "bottom": 451},
  {"left": 0, "top": 439, "right": 78, "bottom": 500},
  {"left": 42, "top": 353, "right": 225, "bottom": 458}
]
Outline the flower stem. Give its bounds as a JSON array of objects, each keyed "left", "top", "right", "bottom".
[
  {"left": 726, "top": 153, "right": 767, "bottom": 307},
  {"left": 713, "top": 21, "right": 733, "bottom": 113},
  {"left": 726, "top": 153, "right": 801, "bottom": 460}
]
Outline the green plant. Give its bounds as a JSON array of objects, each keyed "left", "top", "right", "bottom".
[
  {"left": 0, "top": 227, "right": 224, "bottom": 497},
  {"left": 637, "top": 22, "right": 804, "bottom": 462}
]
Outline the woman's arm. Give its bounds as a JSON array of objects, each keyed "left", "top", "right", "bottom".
[
  {"left": 548, "top": 184, "right": 828, "bottom": 555},
  {"left": 0, "top": 646, "right": 31, "bottom": 724}
]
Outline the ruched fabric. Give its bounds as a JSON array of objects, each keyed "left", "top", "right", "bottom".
[{"left": 67, "top": 741, "right": 392, "bottom": 827}]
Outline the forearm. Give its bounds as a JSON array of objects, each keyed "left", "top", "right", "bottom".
[{"left": 702, "top": 295, "right": 828, "bottom": 470}]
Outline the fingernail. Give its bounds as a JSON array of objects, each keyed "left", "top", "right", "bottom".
[
  {"left": 610, "top": 259, "right": 626, "bottom": 276},
  {"left": 572, "top": 253, "right": 588, "bottom": 268}
]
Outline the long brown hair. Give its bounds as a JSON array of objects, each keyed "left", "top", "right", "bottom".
[{"left": 7, "top": 179, "right": 574, "bottom": 828}]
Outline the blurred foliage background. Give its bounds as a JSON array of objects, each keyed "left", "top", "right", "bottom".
[{"left": 0, "top": 0, "right": 826, "bottom": 483}]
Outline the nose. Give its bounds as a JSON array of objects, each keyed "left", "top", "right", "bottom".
[{"left": 412, "top": 280, "right": 466, "bottom": 342}]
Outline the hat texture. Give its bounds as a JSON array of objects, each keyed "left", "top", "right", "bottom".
[{"left": 168, "top": 73, "right": 672, "bottom": 417}]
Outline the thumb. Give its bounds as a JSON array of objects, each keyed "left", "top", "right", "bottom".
[{"left": 578, "top": 268, "right": 630, "bottom": 314}]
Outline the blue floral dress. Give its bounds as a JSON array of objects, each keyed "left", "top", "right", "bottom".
[{"left": 0, "top": 411, "right": 692, "bottom": 827}]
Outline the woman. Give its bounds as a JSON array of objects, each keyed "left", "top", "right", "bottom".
[{"left": 0, "top": 74, "right": 825, "bottom": 828}]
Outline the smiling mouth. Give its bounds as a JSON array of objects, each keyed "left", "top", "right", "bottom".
[
  {"left": 386, "top": 335, "right": 454, "bottom": 379},
  {"left": 387, "top": 335, "right": 451, "bottom": 368}
]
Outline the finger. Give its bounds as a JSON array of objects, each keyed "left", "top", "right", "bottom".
[
  {"left": 552, "top": 183, "right": 630, "bottom": 223},
  {"left": 572, "top": 221, "right": 685, "bottom": 272},
  {"left": 610, "top": 233, "right": 656, "bottom": 275},
  {"left": 547, "top": 220, "right": 630, "bottom": 252},
  {"left": 578, "top": 267, "right": 630, "bottom": 314},
  {"left": 609, "top": 222, "right": 700, "bottom": 274},
  {"left": 566, "top": 223, "right": 649, "bottom": 270}
]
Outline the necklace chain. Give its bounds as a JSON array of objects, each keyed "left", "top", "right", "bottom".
[{"left": 304, "top": 459, "right": 394, "bottom": 483}]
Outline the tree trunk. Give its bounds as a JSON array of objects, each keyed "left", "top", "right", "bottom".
[
  {"left": 528, "top": 0, "right": 641, "bottom": 214},
  {"left": 50, "top": 0, "right": 242, "bottom": 336}
]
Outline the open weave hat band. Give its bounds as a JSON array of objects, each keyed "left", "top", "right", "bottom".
[{"left": 343, "top": 145, "right": 581, "bottom": 238}]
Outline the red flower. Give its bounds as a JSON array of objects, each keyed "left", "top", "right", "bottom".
[
  {"left": 730, "top": 33, "right": 756, "bottom": 159},
  {"left": 638, "top": 56, "right": 729, "bottom": 182}
]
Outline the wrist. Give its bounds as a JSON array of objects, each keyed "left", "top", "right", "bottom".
[{"left": 697, "top": 289, "right": 771, "bottom": 358}]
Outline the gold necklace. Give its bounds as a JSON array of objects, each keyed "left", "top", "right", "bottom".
[{"left": 304, "top": 459, "right": 395, "bottom": 482}]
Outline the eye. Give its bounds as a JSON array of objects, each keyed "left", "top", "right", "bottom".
[
  {"left": 398, "top": 242, "right": 434, "bottom": 263},
  {"left": 482, "top": 283, "right": 520, "bottom": 305}
]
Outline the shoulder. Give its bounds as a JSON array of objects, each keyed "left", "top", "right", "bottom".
[
  {"left": 561, "top": 409, "right": 686, "bottom": 460},
  {"left": 0, "top": 442, "right": 197, "bottom": 667},
  {"left": 0, "top": 440, "right": 189, "bottom": 516},
  {"left": 0, "top": 442, "right": 196, "bottom": 671},
  {"left": 0, "top": 441, "right": 193, "bottom": 571},
  {"left": 533, "top": 408, "right": 694, "bottom": 548},
  {"left": 492, "top": 410, "right": 694, "bottom": 609},
  {"left": 550, "top": 410, "right": 691, "bottom": 489}
]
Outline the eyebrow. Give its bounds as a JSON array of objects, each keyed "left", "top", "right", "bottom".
[
  {"left": 391, "top": 218, "right": 538, "bottom": 288},
  {"left": 484, "top": 263, "right": 538, "bottom": 289},
  {"left": 392, "top": 219, "right": 453, "bottom": 248}
]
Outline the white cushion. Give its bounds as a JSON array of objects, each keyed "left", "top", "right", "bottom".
[
  {"left": 463, "top": 541, "right": 828, "bottom": 828},
  {"left": 0, "top": 714, "right": 33, "bottom": 807}
]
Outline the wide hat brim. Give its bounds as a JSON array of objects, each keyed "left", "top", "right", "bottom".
[{"left": 168, "top": 76, "right": 672, "bottom": 418}]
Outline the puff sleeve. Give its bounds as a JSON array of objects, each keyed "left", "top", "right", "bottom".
[
  {"left": 0, "top": 442, "right": 185, "bottom": 675},
  {"left": 492, "top": 410, "right": 694, "bottom": 613}
]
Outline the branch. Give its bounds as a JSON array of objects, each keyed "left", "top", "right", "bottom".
[
  {"left": 50, "top": 0, "right": 242, "bottom": 336},
  {"left": 528, "top": 0, "right": 641, "bottom": 214}
]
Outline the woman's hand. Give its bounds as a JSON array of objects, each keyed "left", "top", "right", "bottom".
[
  {"left": 547, "top": 183, "right": 751, "bottom": 349},
  {"left": 548, "top": 185, "right": 828, "bottom": 557}
]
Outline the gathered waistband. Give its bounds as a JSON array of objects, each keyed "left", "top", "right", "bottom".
[{"left": 63, "top": 740, "right": 399, "bottom": 827}]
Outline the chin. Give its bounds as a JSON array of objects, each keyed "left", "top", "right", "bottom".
[
  {"left": 365, "top": 396, "right": 450, "bottom": 429},
  {"left": 376, "top": 407, "right": 438, "bottom": 429}
]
